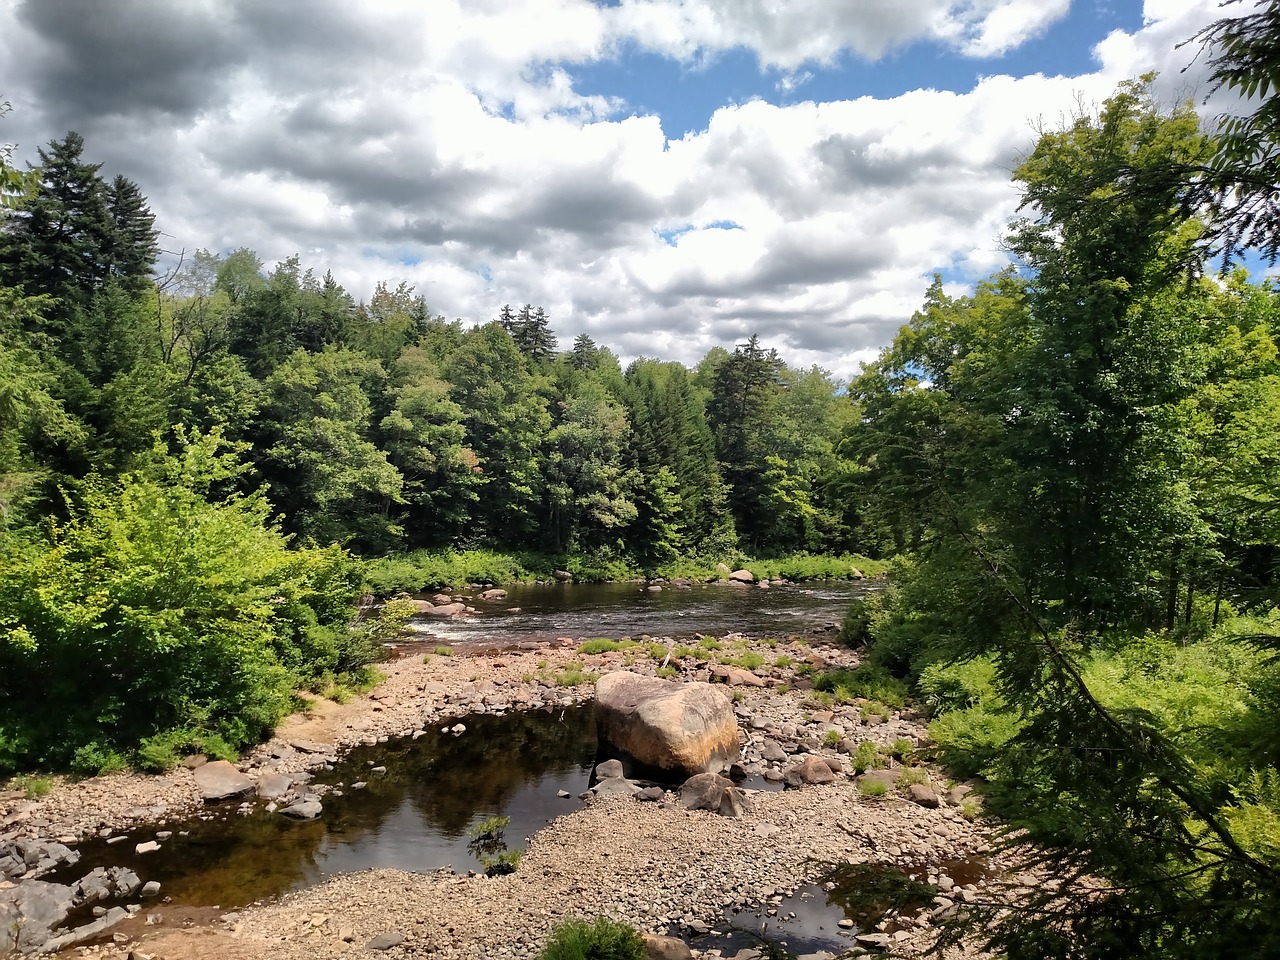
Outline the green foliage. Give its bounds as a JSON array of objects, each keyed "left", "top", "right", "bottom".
[
  {"left": 655, "top": 665, "right": 678, "bottom": 679},
  {"left": 851, "top": 740, "right": 884, "bottom": 773},
  {"left": 0, "top": 430, "right": 365, "bottom": 773},
  {"left": 537, "top": 917, "right": 645, "bottom": 960},
  {"left": 822, "top": 730, "right": 843, "bottom": 748},
  {"left": 858, "top": 778, "right": 888, "bottom": 797},
  {"left": 812, "top": 665, "right": 908, "bottom": 708},
  {"left": 11, "top": 774, "right": 52, "bottom": 799},
  {"left": 135, "top": 728, "right": 236, "bottom": 772},
  {"left": 480, "top": 848, "right": 523, "bottom": 876},
  {"left": 555, "top": 663, "right": 597, "bottom": 687},
  {"left": 577, "top": 638, "right": 633, "bottom": 655},
  {"left": 467, "top": 814, "right": 511, "bottom": 842}
]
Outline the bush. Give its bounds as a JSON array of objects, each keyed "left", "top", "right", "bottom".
[
  {"left": 851, "top": 740, "right": 884, "bottom": 773},
  {"left": 0, "top": 431, "right": 366, "bottom": 774},
  {"left": 538, "top": 918, "right": 645, "bottom": 960},
  {"left": 136, "top": 728, "right": 237, "bottom": 772},
  {"left": 577, "top": 639, "right": 633, "bottom": 655},
  {"left": 859, "top": 778, "right": 888, "bottom": 797},
  {"left": 839, "top": 596, "right": 874, "bottom": 646}
]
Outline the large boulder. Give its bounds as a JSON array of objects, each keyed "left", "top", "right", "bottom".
[
  {"left": 192, "top": 760, "right": 255, "bottom": 801},
  {"left": 784, "top": 755, "right": 838, "bottom": 787},
  {"left": 728, "top": 569, "right": 756, "bottom": 583},
  {"left": 594, "top": 672, "right": 740, "bottom": 780}
]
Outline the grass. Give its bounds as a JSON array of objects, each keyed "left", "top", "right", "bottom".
[
  {"left": 12, "top": 774, "right": 53, "bottom": 799},
  {"left": 858, "top": 778, "right": 889, "bottom": 797},
  {"left": 656, "top": 665, "right": 678, "bottom": 679},
  {"left": 813, "top": 665, "right": 909, "bottom": 709},
  {"left": 577, "top": 638, "right": 635, "bottom": 655},
  {"left": 481, "top": 848, "right": 524, "bottom": 876},
  {"left": 774, "top": 654, "right": 794, "bottom": 668},
  {"left": 862, "top": 700, "right": 893, "bottom": 722},
  {"left": 468, "top": 815, "right": 511, "bottom": 842},
  {"left": 555, "top": 662, "right": 598, "bottom": 687},
  {"left": 851, "top": 740, "right": 885, "bottom": 773},
  {"left": 537, "top": 917, "right": 645, "bottom": 960},
  {"left": 897, "top": 766, "right": 931, "bottom": 787},
  {"left": 698, "top": 635, "right": 723, "bottom": 651},
  {"left": 364, "top": 549, "right": 888, "bottom": 595},
  {"left": 432, "top": 645, "right": 453, "bottom": 656},
  {"left": 823, "top": 730, "right": 844, "bottom": 748}
]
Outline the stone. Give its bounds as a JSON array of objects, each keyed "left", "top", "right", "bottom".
[
  {"left": 479, "top": 588, "right": 508, "bottom": 600},
  {"left": 595, "top": 759, "right": 626, "bottom": 780},
  {"left": 38, "top": 906, "right": 128, "bottom": 953},
  {"left": 709, "top": 665, "right": 766, "bottom": 688},
  {"left": 423, "top": 602, "right": 467, "bottom": 617},
  {"left": 290, "top": 739, "right": 333, "bottom": 755},
  {"left": 182, "top": 754, "right": 207, "bottom": 769},
  {"left": 553, "top": 570, "right": 574, "bottom": 582},
  {"left": 556, "top": 790, "right": 571, "bottom": 799},
  {"left": 591, "top": 778, "right": 642, "bottom": 799},
  {"left": 256, "top": 773, "right": 293, "bottom": 800},
  {"left": 140, "top": 881, "right": 161, "bottom": 897},
  {"left": 280, "top": 800, "right": 323, "bottom": 820},
  {"left": 134, "top": 840, "right": 161, "bottom": 855},
  {"left": 783, "top": 756, "right": 837, "bottom": 788},
  {"left": 908, "top": 784, "right": 941, "bottom": 808},
  {"left": 680, "top": 772, "right": 753, "bottom": 818},
  {"left": 408, "top": 599, "right": 435, "bottom": 613},
  {"left": 369, "top": 931, "right": 405, "bottom": 950},
  {"left": 643, "top": 933, "right": 694, "bottom": 960},
  {"left": 594, "top": 672, "right": 740, "bottom": 780},
  {"left": 759, "top": 740, "right": 788, "bottom": 763},
  {"left": 192, "top": 761, "right": 256, "bottom": 802},
  {"left": 635, "top": 786, "right": 665, "bottom": 801},
  {"left": 857, "top": 769, "right": 900, "bottom": 791},
  {"left": 728, "top": 569, "right": 756, "bottom": 583},
  {"left": 855, "top": 932, "right": 893, "bottom": 950}
]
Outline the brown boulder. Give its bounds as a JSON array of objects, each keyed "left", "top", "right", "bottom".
[
  {"left": 594, "top": 672, "right": 740, "bottom": 780},
  {"left": 709, "top": 664, "right": 766, "bottom": 687},
  {"left": 783, "top": 755, "right": 838, "bottom": 787},
  {"left": 908, "top": 783, "right": 941, "bottom": 808},
  {"left": 728, "top": 569, "right": 756, "bottom": 583},
  {"left": 422, "top": 602, "right": 467, "bottom": 617},
  {"left": 643, "top": 934, "right": 693, "bottom": 960},
  {"left": 192, "top": 761, "right": 255, "bottom": 802}
]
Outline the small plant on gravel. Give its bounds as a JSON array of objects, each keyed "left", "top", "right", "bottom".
[
  {"left": 851, "top": 740, "right": 885, "bottom": 773},
  {"left": 656, "top": 665, "right": 678, "bottom": 679},
  {"left": 959, "top": 796, "right": 983, "bottom": 821},
  {"left": 735, "top": 651, "right": 766, "bottom": 670},
  {"left": 671, "top": 644, "right": 699, "bottom": 660},
  {"left": 861, "top": 700, "right": 892, "bottom": 722},
  {"left": 890, "top": 738, "right": 916, "bottom": 761},
  {"left": 823, "top": 730, "right": 843, "bottom": 748},
  {"left": 537, "top": 917, "right": 645, "bottom": 960},
  {"left": 12, "top": 775, "right": 52, "bottom": 799},
  {"left": 481, "top": 848, "right": 523, "bottom": 876},
  {"left": 577, "top": 639, "right": 632, "bottom": 655},
  {"left": 897, "top": 767, "right": 930, "bottom": 787},
  {"left": 433, "top": 645, "right": 453, "bottom": 656},
  {"left": 774, "top": 655, "right": 793, "bottom": 669},
  {"left": 795, "top": 663, "right": 816, "bottom": 678},
  {"left": 808, "top": 690, "right": 834, "bottom": 709},
  {"left": 732, "top": 690, "right": 745, "bottom": 703},
  {"left": 555, "top": 662, "right": 597, "bottom": 687},
  {"left": 775, "top": 683, "right": 791, "bottom": 694},
  {"left": 521, "top": 672, "right": 535, "bottom": 683},
  {"left": 859, "top": 778, "right": 889, "bottom": 797},
  {"left": 698, "top": 635, "right": 723, "bottom": 651}
]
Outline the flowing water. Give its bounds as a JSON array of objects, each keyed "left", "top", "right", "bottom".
[{"left": 401, "top": 579, "right": 875, "bottom": 651}]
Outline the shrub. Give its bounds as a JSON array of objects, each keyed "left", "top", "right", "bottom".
[
  {"left": 897, "top": 766, "right": 930, "bottom": 787},
  {"left": 136, "top": 728, "right": 237, "bottom": 772},
  {"left": 556, "top": 663, "right": 597, "bottom": 687},
  {"left": 433, "top": 645, "right": 453, "bottom": 656},
  {"left": 656, "top": 665, "right": 678, "bottom": 679},
  {"left": 12, "top": 774, "right": 52, "bottom": 799},
  {"left": 577, "top": 639, "right": 633, "bottom": 655},
  {"left": 814, "top": 665, "right": 908, "bottom": 708},
  {"left": 859, "top": 778, "right": 888, "bottom": 797},
  {"left": 538, "top": 917, "right": 645, "bottom": 960},
  {"left": 851, "top": 740, "right": 884, "bottom": 773},
  {"left": 823, "top": 730, "right": 843, "bottom": 748},
  {"left": 481, "top": 849, "right": 523, "bottom": 876}
]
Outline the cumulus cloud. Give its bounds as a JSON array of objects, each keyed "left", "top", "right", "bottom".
[{"left": 0, "top": 0, "right": 1240, "bottom": 378}]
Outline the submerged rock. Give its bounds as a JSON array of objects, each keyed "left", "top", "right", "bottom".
[
  {"left": 594, "top": 672, "right": 740, "bottom": 780},
  {"left": 280, "top": 799, "right": 323, "bottom": 820}
]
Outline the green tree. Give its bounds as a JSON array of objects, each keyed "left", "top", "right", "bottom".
[{"left": 256, "top": 348, "right": 404, "bottom": 551}]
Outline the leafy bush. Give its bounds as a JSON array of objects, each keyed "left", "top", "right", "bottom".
[
  {"left": 538, "top": 917, "right": 645, "bottom": 960},
  {"left": 859, "top": 778, "right": 888, "bottom": 797},
  {"left": 851, "top": 740, "right": 884, "bottom": 773},
  {"left": 136, "top": 727, "right": 237, "bottom": 772},
  {"left": 0, "top": 431, "right": 367, "bottom": 774},
  {"left": 577, "top": 638, "right": 633, "bottom": 655},
  {"left": 839, "top": 596, "right": 874, "bottom": 646},
  {"left": 481, "top": 848, "right": 523, "bottom": 876}
]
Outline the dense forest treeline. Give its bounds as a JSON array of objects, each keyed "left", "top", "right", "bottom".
[{"left": 0, "top": 132, "right": 862, "bottom": 564}]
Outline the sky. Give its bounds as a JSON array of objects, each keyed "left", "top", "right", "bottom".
[{"left": 0, "top": 0, "right": 1255, "bottom": 378}]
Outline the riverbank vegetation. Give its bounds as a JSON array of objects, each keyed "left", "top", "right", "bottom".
[{"left": 837, "top": 57, "right": 1280, "bottom": 958}]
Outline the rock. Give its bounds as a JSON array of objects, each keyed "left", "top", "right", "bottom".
[
  {"left": 857, "top": 769, "right": 900, "bottom": 790},
  {"left": 553, "top": 570, "right": 574, "bottom": 582},
  {"left": 759, "top": 740, "right": 788, "bottom": 763},
  {"left": 280, "top": 800, "right": 323, "bottom": 820},
  {"left": 452, "top": 723, "right": 466, "bottom": 734},
  {"left": 134, "top": 840, "right": 161, "bottom": 855},
  {"left": 635, "top": 786, "right": 665, "bottom": 801},
  {"left": 594, "top": 672, "right": 740, "bottom": 780},
  {"left": 716, "top": 562, "right": 731, "bottom": 573},
  {"left": 182, "top": 754, "right": 207, "bottom": 769},
  {"left": 643, "top": 933, "right": 694, "bottom": 960},
  {"left": 728, "top": 569, "right": 756, "bottom": 583},
  {"left": 37, "top": 905, "right": 128, "bottom": 953},
  {"left": 591, "top": 778, "right": 642, "bottom": 799},
  {"left": 140, "top": 881, "right": 162, "bottom": 897},
  {"left": 680, "top": 772, "right": 753, "bottom": 818},
  {"left": 369, "top": 932, "right": 405, "bottom": 950},
  {"left": 408, "top": 599, "right": 435, "bottom": 613},
  {"left": 423, "top": 602, "right": 467, "bottom": 617},
  {"left": 595, "top": 759, "right": 626, "bottom": 780},
  {"left": 290, "top": 739, "right": 333, "bottom": 755},
  {"left": 479, "top": 588, "right": 508, "bottom": 600},
  {"left": 948, "top": 784, "right": 974, "bottom": 804},
  {"left": 783, "top": 756, "right": 837, "bottom": 787},
  {"left": 908, "top": 784, "right": 940, "bottom": 808},
  {"left": 3, "top": 879, "right": 76, "bottom": 952},
  {"left": 193, "top": 761, "right": 256, "bottom": 802},
  {"left": 709, "top": 665, "right": 766, "bottom": 688},
  {"left": 557, "top": 790, "right": 571, "bottom": 799},
  {"left": 837, "top": 918, "right": 854, "bottom": 929},
  {"left": 256, "top": 773, "right": 293, "bottom": 800},
  {"left": 849, "top": 566, "right": 865, "bottom": 580},
  {"left": 855, "top": 932, "right": 893, "bottom": 950}
]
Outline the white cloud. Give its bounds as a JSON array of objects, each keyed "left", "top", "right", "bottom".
[{"left": 0, "top": 0, "right": 1240, "bottom": 378}]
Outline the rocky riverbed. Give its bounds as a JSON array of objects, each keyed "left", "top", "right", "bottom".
[{"left": 2, "top": 621, "right": 1002, "bottom": 959}]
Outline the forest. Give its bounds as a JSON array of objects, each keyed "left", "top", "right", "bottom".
[{"left": 4, "top": 3, "right": 1280, "bottom": 955}]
